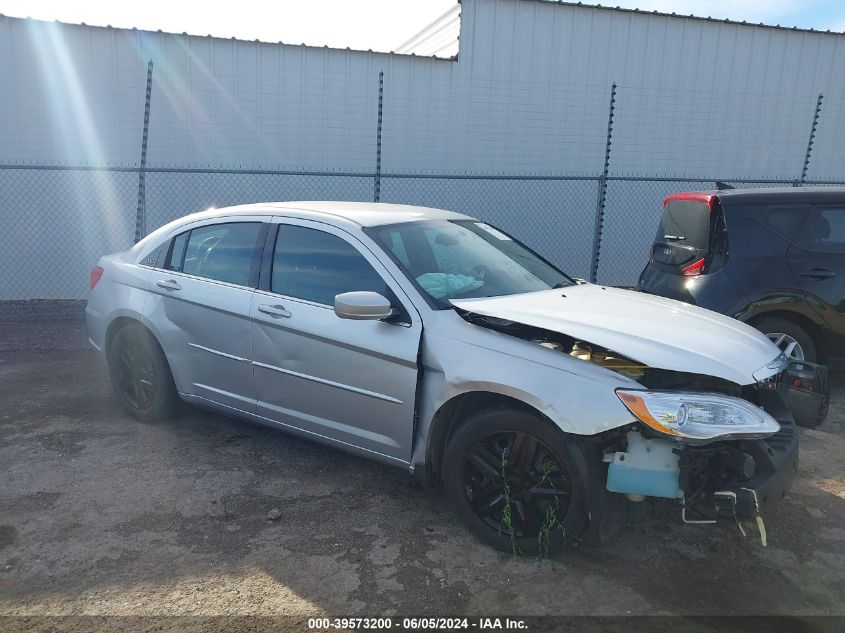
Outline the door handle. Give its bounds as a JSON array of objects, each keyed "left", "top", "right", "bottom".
[
  {"left": 257, "top": 304, "right": 292, "bottom": 318},
  {"left": 156, "top": 279, "right": 182, "bottom": 291},
  {"left": 799, "top": 269, "right": 836, "bottom": 280}
]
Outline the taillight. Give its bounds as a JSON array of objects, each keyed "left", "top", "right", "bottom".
[
  {"left": 681, "top": 258, "right": 705, "bottom": 277},
  {"left": 648, "top": 245, "right": 654, "bottom": 263},
  {"left": 89, "top": 266, "right": 104, "bottom": 289}
]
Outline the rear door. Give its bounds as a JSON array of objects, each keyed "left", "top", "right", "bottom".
[
  {"left": 146, "top": 217, "right": 268, "bottom": 412},
  {"left": 787, "top": 205, "right": 845, "bottom": 355},
  {"left": 250, "top": 218, "right": 422, "bottom": 463}
]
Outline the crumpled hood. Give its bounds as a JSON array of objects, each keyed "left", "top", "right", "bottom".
[{"left": 452, "top": 285, "right": 783, "bottom": 386}]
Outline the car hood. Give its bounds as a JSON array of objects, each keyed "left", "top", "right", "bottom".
[{"left": 451, "top": 285, "right": 783, "bottom": 386}]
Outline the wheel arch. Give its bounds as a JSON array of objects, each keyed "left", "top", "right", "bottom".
[
  {"left": 104, "top": 315, "right": 169, "bottom": 364},
  {"left": 105, "top": 315, "right": 143, "bottom": 355},
  {"left": 421, "top": 390, "right": 552, "bottom": 488},
  {"left": 745, "top": 309, "right": 822, "bottom": 351},
  {"left": 432, "top": 390, "right": 626, "bottom": 547}
]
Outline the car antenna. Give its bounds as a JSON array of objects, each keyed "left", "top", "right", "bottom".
[{"left": 715, "top": 181, "right": 735, "bottom": 190}]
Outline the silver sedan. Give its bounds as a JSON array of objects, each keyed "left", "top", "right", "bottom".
[{"left": 87, "top": 202, "right": 795, "bottom": 553}]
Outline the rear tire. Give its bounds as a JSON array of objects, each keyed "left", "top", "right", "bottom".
[
  {"left": 107, "top": 323, "right": 177, "bottom": 421},
  {"left": 442, "top": 406, "right": 607, "bottom": 555},
  {"left": 752, "top": 316, "right": 816, "bottom": 363}
]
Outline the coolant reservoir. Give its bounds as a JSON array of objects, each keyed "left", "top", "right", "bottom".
[{"left": 606, "top": 432, "right": 683, "bottom": 499}]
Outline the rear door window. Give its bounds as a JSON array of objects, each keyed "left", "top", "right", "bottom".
[
  {"left": 794, "top": 208, "right": 845, "bottom": 253},
  {"left": 168, "top": 222, "right": 263, "bottom": 286}
]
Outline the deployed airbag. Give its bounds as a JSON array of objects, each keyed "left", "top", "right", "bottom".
[{"left": 417, "top": 273, "right": 483, "bottom": 299}]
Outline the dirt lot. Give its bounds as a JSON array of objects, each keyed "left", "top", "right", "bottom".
[{"left": 1, "top": 301, "right": 845, "bottom": 621}]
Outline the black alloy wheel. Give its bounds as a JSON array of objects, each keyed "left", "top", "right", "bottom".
[
  {"left": 114, "top": 336, "right": 158, "bottom": 410},
  {"left": 107, "top": 323, "right": 177, "bottom": 421},
  {"left": 443, "top": 407, "right": 596, "bottom": 555},
  {"left": 463, "top": 430, "right": 571, "bottom": 539}
]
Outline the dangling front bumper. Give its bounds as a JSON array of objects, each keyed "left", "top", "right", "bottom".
[{"left": 685, "top": 388, "right": 799, "bottom": 521}]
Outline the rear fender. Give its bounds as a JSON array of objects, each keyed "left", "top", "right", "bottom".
[{"left": 730, "top": 290, "right": 824, "bottom": 328}]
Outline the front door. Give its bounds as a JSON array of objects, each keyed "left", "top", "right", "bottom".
[{"left": 250, "top": 219, "right": 421, "bottom": 463}]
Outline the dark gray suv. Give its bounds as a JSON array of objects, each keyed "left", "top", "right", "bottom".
[{"left": 639, "top": 187, "right": 845, "bottom": 366}]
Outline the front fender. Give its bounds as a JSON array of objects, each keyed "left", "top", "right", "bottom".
[{"left": 412, "top": 328, "right": 639, "bottom": 470}]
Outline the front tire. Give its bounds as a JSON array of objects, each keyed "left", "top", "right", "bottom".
[
  {"left": 107, "top": 323, "right": 177, "bottom": 421},
  {"left": 442, "top": 407, "right": 597, "bottom": 555}
]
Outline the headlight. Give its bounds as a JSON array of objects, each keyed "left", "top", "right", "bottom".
[{"left": 616, "top": 390, "right": 780, "bottom": 442}]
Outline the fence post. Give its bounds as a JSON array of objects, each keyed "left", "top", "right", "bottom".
[
  {"left": 373, "top": 70, "right": 384, "bottom": 202},
  {"left": 590, "top": 82, "right": 616, "bottom": 283},
  {"left": 800, "top": 93, "right": 823, "bottom": 185},
  {"left": 134, "top": 60, "right": 154, "bottom": 242}
]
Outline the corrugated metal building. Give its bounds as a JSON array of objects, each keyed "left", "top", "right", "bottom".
[{"left": 1, "top": 0, "right": 844, "bottom": 298}]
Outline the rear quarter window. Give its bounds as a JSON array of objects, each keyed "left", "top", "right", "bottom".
[
  {"left": 165, "top": 232, "right": 189, "bottom": 272},
  {"left": 722, "top": 204, "right": 800, "bottom": 258},
  {"left": 140, "top": 243, "right": 164, "bottom": 267}
]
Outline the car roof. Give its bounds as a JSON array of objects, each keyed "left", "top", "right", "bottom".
[
  {"left": 714, "top": 187, "right": 845, "bottom": 206},
  {"left": 186, "top": 201, "right": 475, "bottom": 227}
]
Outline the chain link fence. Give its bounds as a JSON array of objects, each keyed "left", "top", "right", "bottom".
[
  {"left": 2, "top": 165, "right": 844, "bottom": 300},
  {"left": 144, "top": 170, "right": 376, "bottom": 233},
  {"left": 5, "top": 19, "right": 845, "bottom": 301},
  {"left": 0, "top": 167, "right": 138, "bottom": 300}
]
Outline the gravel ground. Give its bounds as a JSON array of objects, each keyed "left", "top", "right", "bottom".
[{"left": 1, "top": 301, "right": 844, "bottom": 624}]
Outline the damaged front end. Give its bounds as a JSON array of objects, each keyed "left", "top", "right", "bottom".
[
  {"left": 455, "top": 307, "right": 820, "bottom": 542},
  {"left": 606, "top": 385, "right": 798, "bottom": 544}
]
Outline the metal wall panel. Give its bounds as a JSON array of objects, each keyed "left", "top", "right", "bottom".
[
  {"left": 2, "top": 0, "right": 845, "bottom": 299},
  {"left": 3, "top": 1, "right": 844, "bottom": 176}
]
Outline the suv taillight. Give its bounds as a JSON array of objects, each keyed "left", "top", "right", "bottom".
[
  {"left": 681, "top": 258, "right": 705, "bottom": 277},
  {"left": 89, "top": 266, "right": 104, "bottom": 289}
]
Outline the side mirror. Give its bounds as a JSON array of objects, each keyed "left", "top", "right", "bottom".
[{"left": 334, "top": 291, "right": 393, "bottom": 321}]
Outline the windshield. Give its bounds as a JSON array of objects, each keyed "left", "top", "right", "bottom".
[{"left": 367, "top": 220, "right": 573, "bottom": 307}]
